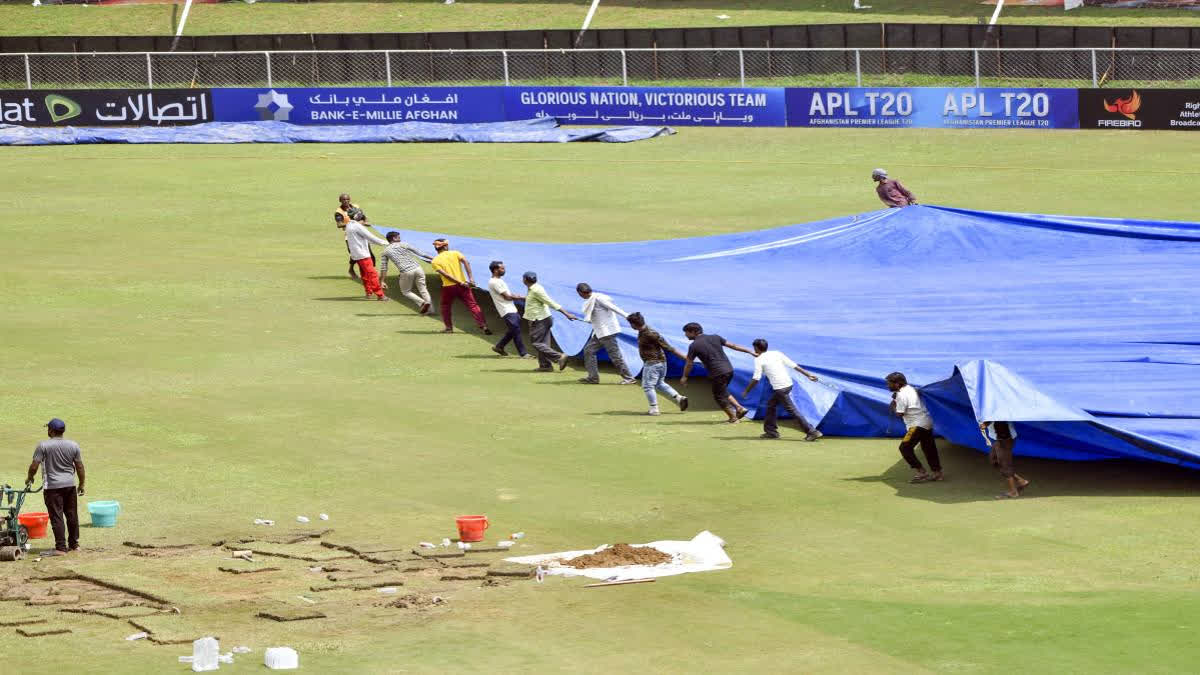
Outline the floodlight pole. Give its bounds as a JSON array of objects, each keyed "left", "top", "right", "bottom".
[
  {"left": 575, "top": 0, "right": 603, "bottom": 48},
  {"left": 171, "top": 0, "right": 195, "bottom": 52},
  {"left": 985, "top": 0, "right": 1005, "bottom": 47}
]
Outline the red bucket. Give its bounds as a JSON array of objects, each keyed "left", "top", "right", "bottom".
[
  {"left": 455, "top": 515, "right": 489, "bottom": 543},
  {"left": 18, "top": 512, "right": 49, "bottom": 539}
]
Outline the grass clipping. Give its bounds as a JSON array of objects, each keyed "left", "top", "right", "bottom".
[{"left": 562, "top": 544, "right": 671, "bottom": 569}]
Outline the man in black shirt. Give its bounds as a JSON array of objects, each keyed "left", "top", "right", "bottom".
[
  {"left": 981, "top": 420, "right": 1030, "bottom": 499},
  {"left": 679, "top": 322, "right": 754, "bottom": 423}
]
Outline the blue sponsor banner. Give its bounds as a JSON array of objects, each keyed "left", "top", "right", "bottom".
[
  {"left": 504, "top": 86, "right": 786, "bottom": 127},
  {"left": 211, "top": 87, "right": 505, "bottom": 125},
  {"left": 786, "top": 88, "right": 1078, "bottom": 129}
]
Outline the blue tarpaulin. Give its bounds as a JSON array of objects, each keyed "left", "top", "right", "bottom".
[
  {"left": 392, "top": 206, "right": 1200, "bottom": 467},
  {"left": 0, "top": 117, "right": 673, "bottom": 145}
]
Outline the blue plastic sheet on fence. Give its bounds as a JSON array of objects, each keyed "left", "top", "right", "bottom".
[
  {"left": 0, "top": 117, "right": 673, "bottom": 145},
  {"left": 392, "top": 205, "right": 1200, "bottom": 468}
]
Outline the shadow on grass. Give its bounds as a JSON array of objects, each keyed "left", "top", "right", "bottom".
[
  {"left": 843, "top": 442, "right": 1200, "bottom": 504},
  {"left": 313, "top": 296, "right": 377, "bottom": 302}
]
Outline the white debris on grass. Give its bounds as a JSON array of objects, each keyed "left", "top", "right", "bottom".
[
  {"left": 418, "top": 542, "right": 436, "bottom": 549},
  {"left": 264, "top": 647, "right": 299, "bottom": 670},
  {"left": 253, "top": 519, "right": 274, "bottom": 526},
  {"left": 440, "top": 538, "right": 451, "bottom": 547},
  {"left": 376, "top": 587, "right": 399, "bottom": 594},
  {"left": 297, "top": 595, "right": 316, "bottom": 604},
  {"left": 296, "top": 516, "right": 310, "bottom": 523},
  {"left": 498, "top": 541, "right": 514, "bottom": 548},
  {"left": 125, "top": 631, "right": 148, "bottom": 641},
  {"left": 716, "top": 14, "right": 730, "bottom": 19},
  {"left": 184, "top": 637, "right": 220, "bottom": 672},
  {"left": 318, "top": 513, "right": 329, "bottom": 521},
  {"left": 457, "top": 541, "right": 471, "bottom": 550},
  {"left": 231, "top": 646, "right": 253, "bottom": 654},
  {"left": 511, "top": 532, "right": 525, "bottom": 539}
]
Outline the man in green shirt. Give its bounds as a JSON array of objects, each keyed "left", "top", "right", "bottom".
[{"left": 521, "top": 272, "right": 578, "bottom": 371}]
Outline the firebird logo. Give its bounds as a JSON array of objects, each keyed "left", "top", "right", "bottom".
[{"left": 1103, "top": 90, "right": 1141, "bottom": 120}]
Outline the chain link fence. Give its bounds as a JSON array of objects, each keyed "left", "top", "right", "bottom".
[{"left": 2, "top": 48, "right": 1200, "bottom": 90}]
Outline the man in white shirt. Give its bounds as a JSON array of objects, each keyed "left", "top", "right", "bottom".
[
  {"left": 886, "top": 372, "right": 943, "bottom": 483},
  {"left": 574, "top": 282, "right": 636, "bottom": 385},
  {"left": 487, "top": 261, "right": 530, "bottom": 358},
  {"left": 741, "top": 339, "right": 822, "bottom": 441},
  {"left": 338, "top": 211, "right": 388, "bottom": 300}
]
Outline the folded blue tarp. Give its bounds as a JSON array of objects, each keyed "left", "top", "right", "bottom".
[
  {"left": 0, "top": 117, "right": 673, "bottom": 145},
  {"left": 393, "top": 206, "right": 1200, "bottom": 468}
]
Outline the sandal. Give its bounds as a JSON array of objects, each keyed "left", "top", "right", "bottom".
[
  {"left": 1017, "top": 480, "right": 1030, "bottom": 493},
  {"left": 994, "top": 493, "right": 1019, "bottom": 499},
  {"left": 909, "top": 474, "right": 932, "bottom": 483}
]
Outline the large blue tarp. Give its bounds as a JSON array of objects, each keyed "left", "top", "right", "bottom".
[
  {"left": 392, "top": 206, "right": 1200, "bottom": 468},
  {"left": 0, "top": 117, "right": 673, "bottom": 145}
]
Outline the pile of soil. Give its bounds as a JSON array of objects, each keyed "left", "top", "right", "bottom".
[
  {"left": 562, "top": 544, "right": 672, "bottom": 569},
  {"left": 387, "top": 594, "right": 444, "bottom": 610}
]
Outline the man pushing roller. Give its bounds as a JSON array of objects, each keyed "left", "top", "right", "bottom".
[{"left": 26, "top": 418, "right": 85, "bottom": 556}]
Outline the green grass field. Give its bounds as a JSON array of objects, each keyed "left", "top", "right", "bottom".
[
  {"left": 4, "top": 129, "right": 1200, "bottom": 673},
  {"left": 2, "top": 0, "right": 1200, "bottom": 37}
]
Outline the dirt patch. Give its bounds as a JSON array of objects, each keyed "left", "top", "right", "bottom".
[
  {"left": 27, "top": 595, "right": 81, "bottom": 606},
  {"left": 218, "top": 566, "right": 281, "bottom": 575},
  {"left": 38, "top": 573, "right": 171, "bottom": 605},
  {"left": 487, "top": 562, "right": 535, "bottom": 578},
  {"left": 440, "top": 559, "right": 490, "bottom": 569},
  {"left": 0, "top": 617, "right": 46, "bottom": 627},
  {"left": 561, "top": 544, "right": 672, "bottom": 569},
  {"left": 17, "top": 627, "right": 71, "bottom": 637},
  {"left": 440, "top": 572, "right": 487, "bottom": 582},
  {"left": 385, "top": 593, "right": 444, "bottom": 610},
  {"left": 410, "top": 548, "right": 465, "bottom": 560},
  {"left": 256, "top": 608, "right": 326, "bottom": 622},
  {"left": 224, "top": 544, "right": 354, "bottom": 563},
  {"left": 123, "top": 540, "right": 195, "bottom": 550}
]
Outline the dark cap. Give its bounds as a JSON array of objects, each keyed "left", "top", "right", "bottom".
[{"left": 45, "top": 418, "right": 65, "bottom": 432}]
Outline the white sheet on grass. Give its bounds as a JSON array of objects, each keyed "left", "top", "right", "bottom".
[{"left": 504, "top": 531, "right": 731, "bottom": 581}]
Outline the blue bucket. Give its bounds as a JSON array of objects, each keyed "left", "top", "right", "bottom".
[{"left": 87, "top": 500, "right": 120, "bottom": 528}]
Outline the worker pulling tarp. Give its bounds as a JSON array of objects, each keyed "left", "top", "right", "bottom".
[
  {"left": 0, "top": 117, "right": 674, "bottom": 145},
  {"left": 394, "top": 205, "right": 1200, "bottom": 468}
]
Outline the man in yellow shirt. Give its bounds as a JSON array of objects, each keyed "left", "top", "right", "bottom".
[
  {"left": 521, "top": 271, "right": 578, "bottom": 371},
  {"left": 431, "top": 238, "right": 490, "bottom": 335}
]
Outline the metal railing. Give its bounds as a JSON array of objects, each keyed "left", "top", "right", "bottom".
[{"left": 2, "top": 47, "right": 1199, "bottom": 90}]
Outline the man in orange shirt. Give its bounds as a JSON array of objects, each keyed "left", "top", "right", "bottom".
[{"left": 430, "top": 238, "right": 491, "bottom": 335}]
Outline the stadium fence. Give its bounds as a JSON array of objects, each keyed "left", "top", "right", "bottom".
[{"left": 2, "top": 47, "right": 1199, "bottom": 90}]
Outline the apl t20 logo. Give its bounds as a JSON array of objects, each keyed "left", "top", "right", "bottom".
[{"left": 1099, "top": 90, "right": 1141, "bottom": 128}]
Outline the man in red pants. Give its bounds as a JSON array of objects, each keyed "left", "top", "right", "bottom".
[
  {"left": 339, "top": 211, "right": 387, "bottom": 300},
  {"left": 431, "top": 238, "right": 491, "bottom": 335}
]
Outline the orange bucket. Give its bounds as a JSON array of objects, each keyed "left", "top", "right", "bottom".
[
  {"left": 455, "top": 515, "right": 489, "bottom": 543},
  {"left": 18, "top": 512, "right": 49, "bottom": 539}
]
